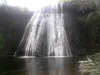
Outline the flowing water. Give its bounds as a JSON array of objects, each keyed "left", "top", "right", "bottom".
[{"left": 14, "top": 2, "right": 72, "bottom": 57}]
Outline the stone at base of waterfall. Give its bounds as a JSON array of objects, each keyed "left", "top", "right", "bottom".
[{"left": 78, "top": 58, "right": 97, "bottom": 75}]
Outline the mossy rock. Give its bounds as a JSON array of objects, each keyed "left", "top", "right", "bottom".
[
  {"left": 86, "top": 10, "right": 100, "bottom": 48},
  {"left": 0, "top": 34, "right": 5, "bottom": 49},
  {"left": 87, "top": 11, "right": 100, "bottom": 25}
]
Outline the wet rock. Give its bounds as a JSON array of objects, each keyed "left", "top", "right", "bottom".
[{"left": 79, "top": 57, "right": 97, "bottom": 75}]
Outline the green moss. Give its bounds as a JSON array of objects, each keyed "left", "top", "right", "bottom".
[
  {"left": 86, "top": 11, "right": 100, "bottom": 40},
  {"left": 0, "top": 34, "right": 5, "bottom": 49},
  {"left": 86, "top": 10, "right": 100, "bottom": 51}
]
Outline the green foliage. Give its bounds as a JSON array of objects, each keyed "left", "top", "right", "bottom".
[
  {"left": 86, "top": 10, "right": 100, "bottom": 47},
  {"left": 87, "top": 11, "right": 100, "bottom": 25},
  {"left": 0, "top": 34, "right": 5, "bottom": 49}
]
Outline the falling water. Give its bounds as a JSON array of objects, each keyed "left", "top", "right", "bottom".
[{"left": 14, "top": 2, "right": 72, "bottom": 57}]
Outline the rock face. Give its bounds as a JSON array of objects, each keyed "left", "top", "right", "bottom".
[
  {"left": 86, "top": 11, "right": 100, "bottom": 51},
  {"left": 0, "top": 6, "right": 33, "bottom": 55}
]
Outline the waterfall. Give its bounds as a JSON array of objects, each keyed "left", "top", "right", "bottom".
[{"left": 14, "top": 2, "right": 72, "bottom": 57}]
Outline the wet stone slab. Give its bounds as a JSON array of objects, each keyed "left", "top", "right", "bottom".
[{"left": 79, "top": 57, "right": 98, "bottom": 75}]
